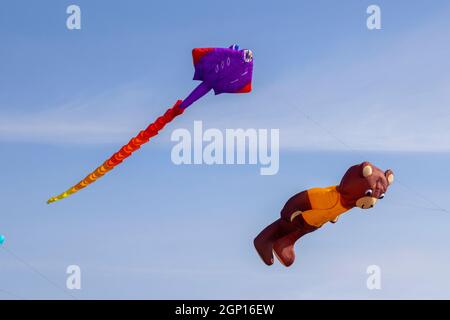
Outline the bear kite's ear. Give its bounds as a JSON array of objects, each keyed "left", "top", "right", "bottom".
[
  {"left": 361, "top": 162, "right": 373, "bottom": 178},
  {"left": 385, "top": 169, "right": 394, "bottom": 185}
]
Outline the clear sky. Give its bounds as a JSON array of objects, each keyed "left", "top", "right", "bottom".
[{"left": 1, "top": 0, "right": 450, "bottom": 299}]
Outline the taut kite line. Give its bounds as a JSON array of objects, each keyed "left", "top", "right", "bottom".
[{"left": 47, "top": 45, "right": 254, "bottom": 204}]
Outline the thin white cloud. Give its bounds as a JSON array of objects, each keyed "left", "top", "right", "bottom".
[
  {"left": 200, "top": 12, "right": 450, "bottom": 152},
  {"left": 1, "top": 14, "right": 450, "bottom": 152},
  {"left": 0, "top": 83, "right": 162, "bottom": 144}
]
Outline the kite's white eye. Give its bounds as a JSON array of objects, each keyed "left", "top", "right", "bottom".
[
  {"left": 244, "top": 49, "right": 253, "bottom": 62},
  {"left": 379, "top": 193, "right": 385, "bottom": 199},
  {"left": 365, "top": 189, "right": 373, "bottom": 196}
]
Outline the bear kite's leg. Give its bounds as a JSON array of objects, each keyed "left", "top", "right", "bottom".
[
  {"left": 255, "top": 191, "right": 317, "bottom": 266},
  {"left": 254, "top": 218, "right": 298, "bottom": 266},
  {"left": 273, "top": 215, "right": 318, "bottom": 267},
  {"left": 254, "top": 220, "right": 279, "bottom": 265}
]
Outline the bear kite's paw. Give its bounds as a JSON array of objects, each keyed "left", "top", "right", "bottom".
[
  {"left": 273, "top": 243, "right": 295, "bottom": 267},
  {"left": 254, "top": 237, "right": 274, "bottom": 266}
]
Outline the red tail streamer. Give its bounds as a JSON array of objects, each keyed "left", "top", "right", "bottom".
[{"left": 47, "top": 100, "right": 184, "bottom": 204}]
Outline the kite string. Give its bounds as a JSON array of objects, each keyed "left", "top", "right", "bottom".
[
  {"left": 0, "top": 288, "right": 27, "bottom": 300},
  {"left": 394, "top": 181, "right": 450, "bottom": 213},
  {"left": 284, "top": 98, "right": 450, "bottom": 214},
  {"left": 389, "top": 202, "right": 449, "bottom": 212},
  {"left": 0, "top": 246, "right": 77, "bottom": 300}
]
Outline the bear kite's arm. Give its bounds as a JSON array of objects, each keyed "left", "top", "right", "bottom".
[{"left": 280, "top": 191, "right": 312, "bottom": 221}]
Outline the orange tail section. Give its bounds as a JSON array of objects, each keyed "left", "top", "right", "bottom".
[{"left": 47, "top": 100, "right": 184, "bottom": 204}]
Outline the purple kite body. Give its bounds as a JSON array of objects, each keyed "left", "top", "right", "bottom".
[
  {"left": 47, "top": 45, "right": 253, "bottom": 203},
  {"left": 180, "top": 44, "right": 253, "bottom": 109}
]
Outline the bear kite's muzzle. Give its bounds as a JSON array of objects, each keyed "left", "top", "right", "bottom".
[{"left": 356, "top": 196, "right": 378, "bottom": 209}]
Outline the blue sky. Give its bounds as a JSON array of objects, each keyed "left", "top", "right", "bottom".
[{"left": 1, "top": 0, "right": 450, "bottom": 299}]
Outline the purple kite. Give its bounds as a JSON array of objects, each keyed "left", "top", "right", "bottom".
[
  {"left": 47, "top": 45, "right": 254, "bottom": 203},
  {"left": 182, "top": 44, "right": 253, "bottom": 108}
]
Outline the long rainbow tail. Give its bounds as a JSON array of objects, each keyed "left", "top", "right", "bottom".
[{"left": 47, "top": 100, "right": 184, "bottom": 204}]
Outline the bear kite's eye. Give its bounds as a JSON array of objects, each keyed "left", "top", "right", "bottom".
[
  {"left": 379, "top": 193, "right": 385, "bottom": 199},
  {"left": 365, "top": 189, "right": 373, "bottom": 196}
]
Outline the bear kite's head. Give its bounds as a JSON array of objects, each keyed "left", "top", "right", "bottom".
[{"left": 337, "top": 162, "right": 394, "bottom": 209}]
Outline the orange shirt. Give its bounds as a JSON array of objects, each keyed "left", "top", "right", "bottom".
[{"left": 300, "top": 186, "right": 350, "bottom": 228}]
